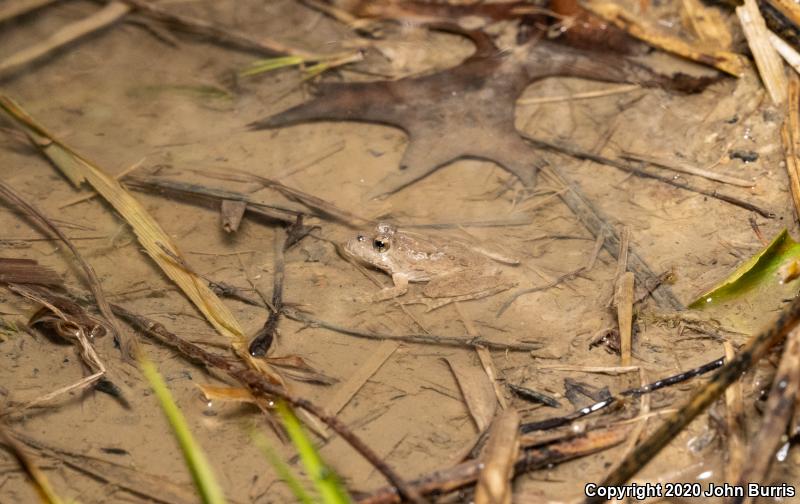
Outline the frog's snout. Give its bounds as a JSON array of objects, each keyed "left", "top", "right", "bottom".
[{"left": 357, "top": 234, "right": 366, "bottom": 242}]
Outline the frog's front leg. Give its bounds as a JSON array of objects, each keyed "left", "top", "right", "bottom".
[{"left": 363, "top": 272, "right": 410, "bottom": 302}]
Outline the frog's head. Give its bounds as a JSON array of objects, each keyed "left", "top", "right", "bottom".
[{"left": 344, "top": 222, "right": 397, "bottom": 271}]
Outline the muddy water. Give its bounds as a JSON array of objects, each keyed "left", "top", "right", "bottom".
[{"left": 0, "top": 1, "right": 798, "bottom": 503}]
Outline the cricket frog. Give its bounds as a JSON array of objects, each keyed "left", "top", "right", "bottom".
[{"left": 344, "top": 222, "right": 516, "bottom": 308}]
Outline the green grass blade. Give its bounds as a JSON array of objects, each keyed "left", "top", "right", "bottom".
[
  {"left": 251, "top": 430, "right": 316, "bottom": 504},
  {"left": 139, "top": 357, "right": 227, "bottom": 504},
  {"left": 240, "top": 56, "right": 305, "bottom": 76},
  {"left": 275, "top": 401, "right": 351, "bottom": 504}
]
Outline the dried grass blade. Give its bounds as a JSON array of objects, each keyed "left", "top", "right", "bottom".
[
  {"left": 0, "top": 96, "right": 266, "bottom": 374},
  {"left": 0, "top": 423, "right": 64, "bottom": 504},
  {"left": 474, "top": 408, "right": 520, "bottom": 504},
  {"left": 0, "top": 258, "right": 61, "bottom": 285},
  {"left": 768, "top": 31, "right": 800, "bottom": 74},
  {"left": 443, "top": 357, "right": 497, "bottom": 432},
  {"left": 782, "top": 74, "right": 800, "bottom": 221},
  {"left": 737, "top": 0, "right": 788, "bottom": 104},
  {"left": 680, "top": 0, "right": 733, "bottom": 48},
  {"left": 0, "top": 179, "right": 132, "bottom": 357},
  {"left": 723, "top": 341, "right": 745, "bottom": 483},
  {"left": 584, "top": 1, "right": 745, "bottom": 76},
  {"left": 0, "top": 1, "right": 131, "bottom": 79}
]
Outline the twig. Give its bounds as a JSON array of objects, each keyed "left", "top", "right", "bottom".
[
  {"left": 119, "top": 0, "right": 317, "bottom": 59},
  {"left": 10, "top": 429, "right": 197, "bottom": 504},
  {"left": 520, "top": 357, "right": 724, "bottom": 433},
  {"left": 517, "top": 84, "right": 641, "bottom": 105},
  {"left": 248, "top": 228, "right": 287, "bottom": 356},
  {"left": 497, "top": 231, "right": 604, "bottom": 316},
  {"left": 588, "top": 294, "right": 800, "bottom": 500},
  {"left": 0, "top": 0, "right": 59, "bottom": 23},
  {"left": 542, "top": 166, "right": 685, "bottom": 310},
  {"left": 782, "top": 74, "right": 800, "bottom": 222},
  {"left": 620, "top": 151, "right": 755, "bottom": 187},
  {"left": 283, "top": 307, "right": 542, "bottom": 351},
  {"left": 0, "top": 179, "right": 132, "bottom": 359},
  {"left": 732, "top": 327, "right": 800, "bottom": 502},
  {"left": 193, "top": 167, "right": 371, "bottom": 227},
  {"left": 723, "top": 341, "right": 745, "bottom": 483},
  {"left": 530, "top": 137, "right": 775, "bottom": 218},
  {"left": 0, "top": 2, "right": 131, "bottom": 80},
  {"left": 110, "top": 303, "right": 424, "bottom": 503},
  {"left": 0, "top": 421, "right": 63, "bottom": 504},
  {"left": 123, "top": 175, "right": 302, "bottom": 224},
  {"left": 358, "top": 424, "right": 630, "bottom": 504}
]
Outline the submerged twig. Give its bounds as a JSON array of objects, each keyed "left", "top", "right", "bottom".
[
  {"left": 0, "top": 2, "right": 131, "bottom": 80},
  {"left": 10, "top": 429, "right": 197, "bottom": 504},
  {"left": 620, "top": 151, "right": 755, "bottom": 187},
  {"left": 248, "top": 227, "right": 288, "bottom": 356},
  {"left": 520, "top": 357, "right": 724, "bottom": 433},
  {"left": 498, "top": 230, "right": 604, "bottom": 316},
  {"left": 359, "top": 423, "right": 630, "bottom": 504},
  {"left": 0, "top": 0, "right": 59, "bottom": 23},
  {"left": 543, "top": 165, "right": 683, "bottom": 310},
  {"left": 124, "top": 175, "right": 302, "bottom": 224},
  {"left": 733, "top": 327, "right": 800, "bottom": 497},
  {"left": 0, "top": 179, "right": 132, "bottom": 358},
  {"left": 109, "top": 304, "right": 423, "bottom": 503},
  {"left": 0, "top": 421, "right": 64, "bottom": 504},
  {"left": 531, "top": 137, "right": 775, "bottom": 218},
  {"left": 194, "top": 168, "right": 371, "bottom": 227},
  {"left": 283, "top": 307, "right": 542, "bottom": 352},
  {"left": 589, "top": 294, "right": 800, "bottom": 499}
]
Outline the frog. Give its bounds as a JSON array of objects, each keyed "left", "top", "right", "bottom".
[{"left": 344, "top": 222, "right": 517, "bottom": 309}]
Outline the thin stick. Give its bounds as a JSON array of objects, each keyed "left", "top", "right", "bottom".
[
  {"left": 111, "top": 304, "right": 424, "bottom": 503},
  {"left": 521, "top": 357, "right": 724, "bottom": 434},
  {"left": 0, "top": 2, "right": 131, "bottom": 79},
  {"left": 120, "top": 0, "right": 323, "bottom": 59},
  {"left": 359, "top": 424, "right": 630, "bottom": 504},
  {"left": 604, "top": 369, "right": 650, "bottom": 478},
  {"left": 283, "top": 307, "right": 542, "bottom": 352},
  {"left": 620, "top": 151, "right": 755, "bottom": 187},
  {"left": 123, "top": 175, "right": 302, "bottom": 224},
  {"left": 248, "top": 228, "right": 287, "bottom": 356},
  {"left": 731, "top": 327, "right": 800, "bottom": 503},
  {"left": 531, "top": 137, "right": 775, "bottom": 218},
  {"left": 723, "top": 341, "right": 745, "bottom": 483},
  {"left": 0, "top": 422, "right": 64, "bottom": 504},
  {"left": 588, "top": 294, "right": 800, "bottom": 501},
  {"left": 517, "top": 84, "right": 641, "bottom": 105},
  {"left": 542, "top": 166, "right": 685, "bottom": 310},
  {"left": 0, "top": 180, "right": 132, "bottom": 359}
]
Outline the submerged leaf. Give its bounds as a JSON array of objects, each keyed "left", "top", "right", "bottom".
[{"left": 690, "top": 229, "right": 800, "bottom": 308}]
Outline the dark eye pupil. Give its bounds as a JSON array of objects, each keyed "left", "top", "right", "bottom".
[{"left": 373, "top": 239, "right": 386, "bottom": 251}]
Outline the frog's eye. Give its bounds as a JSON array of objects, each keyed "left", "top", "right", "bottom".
[{"left": 373, "top": 238, "right": 390, "bottom": 252}]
